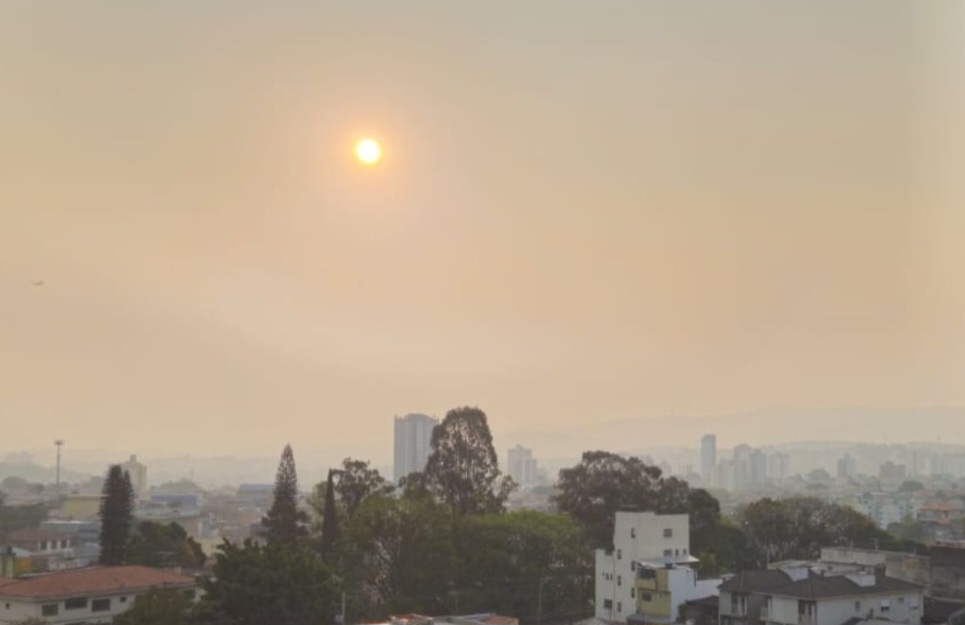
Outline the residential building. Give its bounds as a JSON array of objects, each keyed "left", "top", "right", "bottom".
[
  {"left": 506, "top": 445, "right": 538, "bottom": 488},
  {"left": 394, "top": 413, "right": 439, "bottom": 484},
  {"left": 59, "top": 495, "right": 102, "bottom": 521},
  {"left": 701, "top": 436, "right": 717, "bottom": 486},
  {"left": 5, "top": 530, "right": 77, "bottom": 571},
  {"left": 879, "top": 461, "right": 907, "bottom": 483},
  {"left": 837, "top": 454, "right": 857, "bottom": 480},
  {"left": 595, "top": 511, "right": 719, "bottom": 624},
  {"left": 718, "top": 563, "right": 924, "bottom": 625},
  {"left": 119, "top": 455, "right": 148, "bottom": 496},
  {"left": 0, "top": 565, "right": 197, "bottom": 624}
]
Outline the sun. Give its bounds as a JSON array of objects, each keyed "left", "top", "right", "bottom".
[{"left": 355, "top": 138, "right": 382, "bottom": 165}]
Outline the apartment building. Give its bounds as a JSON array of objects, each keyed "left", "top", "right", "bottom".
[{"left": 595, "top": 511, "right": 719, "bottom": 624}]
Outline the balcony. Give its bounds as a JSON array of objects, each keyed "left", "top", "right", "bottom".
[
  {"left": 798, "top": 615, "right": 816, "bottom": 625},
  {"left": 730, "top": 606, "right": 748, "bottom": 617}
]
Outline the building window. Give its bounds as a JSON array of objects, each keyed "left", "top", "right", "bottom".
[
  {"left": 663, "top": 549, "right": 672, "bottom": 557},
  {"left": 683, "top": 548, "right": 688, "bottom": 555},
  {"left": 898, "top": 597, "right": 905, "bottom": 605},
  {"left": 617, "top": 602, "right": 622, "bottom": 613},
  {"left": 631, "top": 561, "right": 637, "bottom": 571},
  {"left": 631, "top": 528, "right": 636, "bottom": 538},
  {"left": 663, "top": 528, "right": 673, "bottom": 538},
  {"left": 617, "top": 549, "right": 622, "bottom": 560},
  {"left": 631, "top": 588, "right": 636, "bottom": 599},
  {"left": 854, "top": 601, "right": 861, "bottom": 612},
  {"left": 617, "top": 575, "right": 622, "bottom": 587},
  {"left": 604, "top": 599, "right": 613, "bottom": 610},
  {"left": 92, "top": 598, "right": 111, "bottom": 612},
  {"left": 121, "top": 596, "right": 127, "bottom": 603},
  {"left": 879, "top": 600, "right": 890, "bottom": 613},
  {"left": 65, "top": 598, "right": 88, "bottom": 610},
  {"left": 42, "top": 604, "right": 59, "bottom": 617},
  {"left": 675, "top": 549, "right": 680, "bottom": 556},
  {"left": 910, "top": 596, "right": 920, "bottom": 609},
  {"left": 640, "top": 592, "right": 653, "bottom": 602}
]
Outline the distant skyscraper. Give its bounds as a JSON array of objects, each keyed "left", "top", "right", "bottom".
[
  {"left": 700, "top": 435, "right": 717, "bottom": 485},
  {"left": 507, "top": 445, "right": 538, "bottom": 487},
  {"left": 120, "top": 454, "right": 148, "bottom": 496},
  {"left": 393, "top": 413, "right": 439, "bottom": 484}
]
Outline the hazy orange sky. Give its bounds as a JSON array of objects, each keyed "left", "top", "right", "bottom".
[{"left": 1, "top": 1, "right": 962, "bottom": 458}]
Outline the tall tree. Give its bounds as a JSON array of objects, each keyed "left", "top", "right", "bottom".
[
  {"left": 424, "top": 406, "right": 514, "bottom": 515},
  {"left": 335, "top": 458, "right": 395, "bottom": 515},
  {"left": 553, "top": 451, "right": 664, "bottom": 550},
  {"left": 320, "top": 469, "right": 339, "bottom": 562},
  {"left": 262, "top": 444, "right": 308, "bottom": 546},
  {"left": 99, "top": 465, "right": 135, "bottom": 565}
]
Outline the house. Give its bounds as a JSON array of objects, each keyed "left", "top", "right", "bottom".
[
  {"left": 719, "top": 564, "right": 925, "bottom": 625},
  {"left": 0, "top": 565, "right": 197, "bottom": 624},
  {"left": 5, "top": 530, "right": 78, "bottom": 572},
  {"left": 595, "top": 511, "right": 720, "bottom": 624}
]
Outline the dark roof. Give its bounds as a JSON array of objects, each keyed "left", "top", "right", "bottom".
[
  {"left": 768, "top": 573, "right": 923, "bottom": 600},
  {"left": 719, "top": 570, "right": 793, "bottom": 593},
  {"left": 685, "top": 596, "right": 720, "bottom": 609}
]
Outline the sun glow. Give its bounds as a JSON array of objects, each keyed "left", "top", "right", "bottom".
[{"left": 355, "top": 138, "right": 382, "bottom": 165}]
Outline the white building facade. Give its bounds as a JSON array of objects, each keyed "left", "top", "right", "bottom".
[
  {"left": 595, "top": 511, "right": 717, "bottom": 624},
  {"left": 507, "top": 445, "right": 538, "bottom": 487},
  {"left": 700, "top": 435, "right": 717, "bottom": 485}
]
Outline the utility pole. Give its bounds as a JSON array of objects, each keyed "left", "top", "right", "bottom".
[
  {"left": 537, "top": 577, "right": 552, "bottom": 625},
  {"left": 54, "top": 440, "right": 64, "bottom": 496}
]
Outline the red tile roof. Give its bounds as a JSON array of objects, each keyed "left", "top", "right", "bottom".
[{"left": 0, "top": 566, "right": 195, "bottom": 600}]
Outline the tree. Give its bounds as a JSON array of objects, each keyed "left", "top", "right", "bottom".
[
  {"left": 341, "top": 496, "right": 456, "bottom": 619},
  {"left": 455, "top": 511, "right": 592, "bottom": 623},
  {"left": 424, "top": 406, "right": 514, "bottom": 515},
  {"left": 262, "top": 444, "right": 308, "bottom": 546},
  {"left": 320, "top": 469, "right": 339, "bottom": 562},
  {"left": 202, "top": 540, "right": 339, "bottom": 625},
  {"left": 553, "top": 451, "right": 665, "bottom": 550},
  {"left": 335, "top": 458, "right": 395, "bottom": 515},
  {"left": 737, "top": 497, "right": 894, "bottom": 565},
  {"left": 99, "top": 465, "right": 135, "bottom": 565},
  {"left": 127, "top": 521, "right": 205, "bottom": 569},
  {"left": 113, "top": 588, "right": 196, "bottom": 625}
]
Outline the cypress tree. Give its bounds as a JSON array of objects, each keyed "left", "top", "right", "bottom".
[
  {"left": 262, "top": 444, "right": 308, "bottom": 546},
  {"left": 320, "top": 469, "right": 339, "bottom": 562},
  {"left": 98, "top": 465, "right": 134, "bottom": 565}
]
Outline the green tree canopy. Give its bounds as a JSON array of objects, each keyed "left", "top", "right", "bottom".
[
  {"left": 113, "top": 588, "right": 197, "bottom": 625},
  {"left": 99, "top": 464, "right": 134, "bottom": 565},
  {"left": 454, "top": 511, "right": 592, "bottom": 624},
  {"left": 202, "top": 540, "right": 339, "bottom": 625},
  {"left": 127, "top": 521, "right": 205, "bottom": 569},
  {"left": 737, "top": 497, "right": 896, "bottom": 565},
  {"left": 262, "top": 444, "right": 308, "bottom": 546},
  {"left": 334, "top": 458, "right": 395, "bottom": 516},
  {"left": 424, "top": 406, "right": 515, "bottom": 515},
  {"left": 341, "top": 496, "right": 456, "bottom": 619},
  {"left": 553, "top": 451, "right": 666, "bottom": 550},
  {"left": 320, "top": 469, "right": 339, "bottom": 563}
]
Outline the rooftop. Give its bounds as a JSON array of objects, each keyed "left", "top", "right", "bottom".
[
  {"left": 0, "top": 566, "right": 195, "bottom": 600},
  {"left": 768, "top": 573, "right": 922, "bottom": 600}
]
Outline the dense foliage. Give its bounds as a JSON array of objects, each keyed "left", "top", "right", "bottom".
[
  {"left": 127, "top": 521, "right": 206, "bottom": 569},
  {"left": 425, "top": 407, "right": 516, "bottom": 515},
  {"left": 98, "top": 465, "right": 135, "bottom": 565}
]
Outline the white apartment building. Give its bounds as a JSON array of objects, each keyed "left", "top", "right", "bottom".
[
  {"left": 0, "top": 565, "right": 197, "bottom": 624},
  {"left": 595, "top": 511, "right": 718, "bottom": 624},
  {"left": 393, "top": 413, "right": 439, "bottom": 484},
  {"left": 119, "top": 455, "right": 148, "bottom": 496}
]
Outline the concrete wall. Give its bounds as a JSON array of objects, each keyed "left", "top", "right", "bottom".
[{"left": 766, "top": 591, "right": 923, "bottom": 625}]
